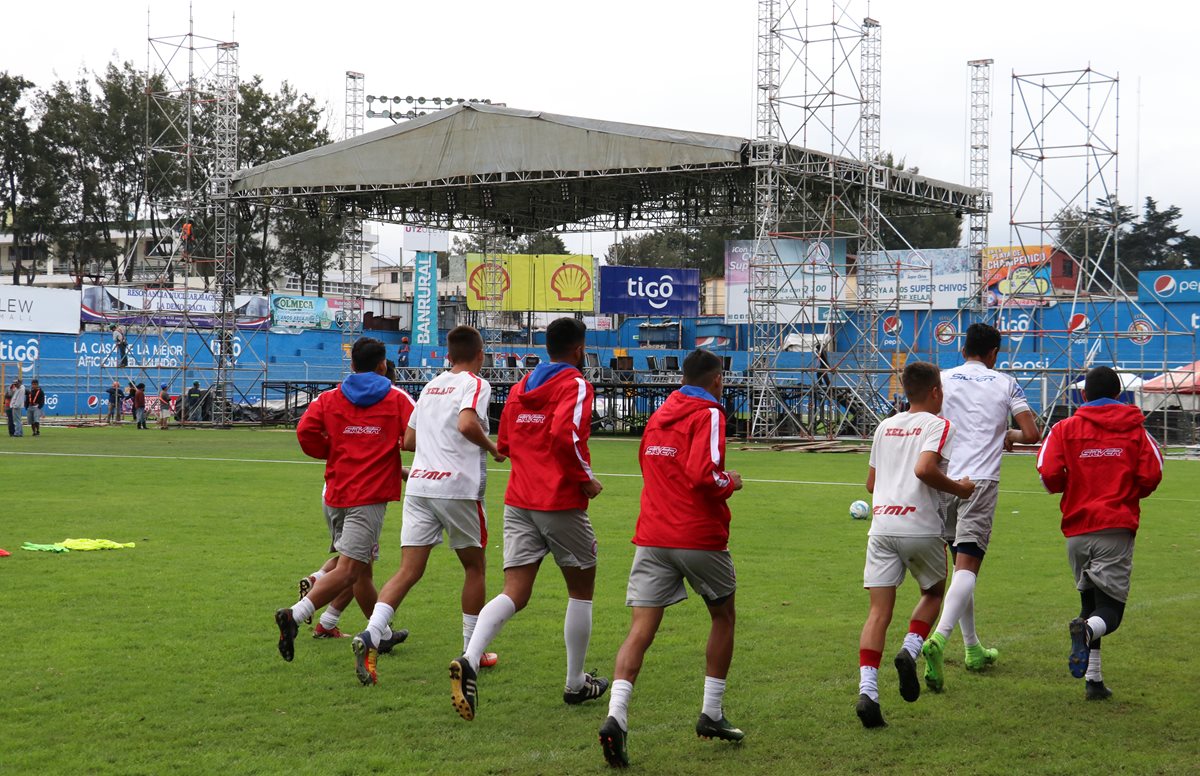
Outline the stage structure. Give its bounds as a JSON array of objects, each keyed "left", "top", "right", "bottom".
[
  {"left": 98, "top": 12, "right": 267, "bottom": 426},
  {"left": 338, "top": 71, "right": 366, "bottom": 362},
  {"left": 967, "top": 59, "right": 994, "bottom": 310},
  {"left": 975, "top": 67, "right": 1195, "bottom": 432}
]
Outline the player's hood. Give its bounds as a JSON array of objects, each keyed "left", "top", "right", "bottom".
[
  {"left": 1074, "top": 398, "right": 1146, "bottom": 431},
  {"left": 514, "top": 363, "right": 581, "bottom": 408},
  {"left": 654, "top": 386, "right": 724, "bottom": 429},
  {"left": 340, "top": 372, "right": 393, "bottom": 407}
]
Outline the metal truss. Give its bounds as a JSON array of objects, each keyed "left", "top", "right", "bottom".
[{"left": 338, "top": 71, "right": 366, "bottom": 364}]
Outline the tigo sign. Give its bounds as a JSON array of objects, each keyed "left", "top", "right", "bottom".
[
  {"left": 1138, "top": 270, "right": 1200, "bottom": 303},
  {"left": 599, "top": 267, "right": 700, "bottom": 316}
]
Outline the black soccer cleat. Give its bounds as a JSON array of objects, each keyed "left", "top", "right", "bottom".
[
  {"left": 275, "top": 608, "right": 299, "bottom": 662},
  {"left": 696, "top": 713, "right": 745, "bottom": 742},
  {"left": 599, "top": 716, "right": 630, "bottom": 768},
  {"left": 377, "top": 628, "right": 410, "bottom": 655},
  {"left": 1086, "top": 680, "right": 1113, "bottom": 701},
  {"left": 449, "top": 656, "right": 478, "bottom": 721},
  {"left": 855, "top": 694, "right": 887, "bottom": 729},
  {"left": 564, "top": 671, "right": 610, "bottom": 705},
  {"left": 894, "top": 650, "right": 921, "bottom": 703},
  {"left": 1068, "top": 618, "right": 1091, "bottom": 679}
]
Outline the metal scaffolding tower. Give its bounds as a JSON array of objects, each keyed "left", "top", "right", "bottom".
[
  {"left": 967, "top": 59, "right": 994, "bottom": 310},
  {"left": 338, "top": 71, "right": 366, "bottom": 364},
  {"left": 210, "top": 41, "right": 239, "bottom": 425}
]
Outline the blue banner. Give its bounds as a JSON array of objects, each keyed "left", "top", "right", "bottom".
[
  {"left": 599, "top": 267, "right": 700, "bottom": 316},
  {"left": 1138, "top": 270, "right": 1200, "bottom": 303},
  {"left": 413, "top": 250, "right": 439, "bottom": 346}
]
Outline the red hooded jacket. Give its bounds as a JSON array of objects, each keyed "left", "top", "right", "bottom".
[
  {"left": 297, "top": 373, "right": 416, "bottom": 508},
  {"left": 633, "top": 388, "right": 736, "bottom": 551},
  {"left": 1036, "top": 400, "right": 1163, "bottom": 537},
  {"left": 497, "top": 364, "right": 593, "bottom": 511}
]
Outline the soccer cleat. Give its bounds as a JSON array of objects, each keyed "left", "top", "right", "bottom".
[
  {"left": 894, "top": 650, "right": 921, "bottom": 703},
  {"left": 564, "top": 671, "right": 610, "bottom": 705},
  {"left": 599, "top": 716, "right": 630, "bottom": 768},
  {"left": 855, "top": 694, "right": 887, "bottom": 729},
  {"left": 964, "top": 644, "right": 999, "bottom": 672},
  {"left": 1068, "top": 618, "right": 1091, "bottom": 679},
  {"left": 479, "top": 651, "right": 499, "bottom": 668},
  {"left": 352, "top": 631, "right": 378, "bottom": 686},
  {"left": 297, "top": 576, "right": 315, "bottom": 624},
  {"left": 449, "top": 656, "right": 478, "bottom": 721},
  {"left": 377, "top": 628, "right": 410, "bottom": 655},
  {"left": 313, "top": 623, "right": 348, "bottom": 639},
  {"left": 275, "top": 608, "right": 299, "bottom": 662},
  {"left": 1085, "top": 680, "right": 1113, "bottom": 701},
  {"left": 922, "top": 632, "right": 946, "bottom": 693},
  {"left": 696, "top": 713, "right": 745, "bottom": 742}
]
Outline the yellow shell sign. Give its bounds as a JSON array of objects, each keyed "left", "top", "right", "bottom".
[{"left": 466, "top": 254, "right": 595, "bottom": 312}]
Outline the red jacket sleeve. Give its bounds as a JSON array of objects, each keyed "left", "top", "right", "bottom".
[
  {"left": 1135, "top": 428, "right": 1164, "bottom": 499},
  {"left": 1036, "top": 421, "right": 1067, "bottom": 494},
  {"left": 496, "top": 391, "right": 514, "bottom": 458},
  {"left": 687, "top": 407, "right": 736, "bottom": 501},
  {"left": 549, "top": 377, "right": 594, "bottom": 483},
  {"left": 297, "top": 394, "right": 330, "bottom": 460}
]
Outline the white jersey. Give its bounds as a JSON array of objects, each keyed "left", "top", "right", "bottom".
[
  {"left": 868, "top": 410, "right": 954, "bottom": 538},
  {"left": 405, "top": 370, "right": 492, "bottom": 501},
  {"left": 940, "top": 361, "right": 1031, "bottom": 482}
]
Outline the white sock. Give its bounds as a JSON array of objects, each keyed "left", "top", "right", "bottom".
[
  {"left": 319, "top": 606, "right": 342, "bottom": 630},
  {"left": 901, "top": 632, "right": 924, "bottom": 659},
  {"left": 1086, "top": 648, "right": 1103, "bottom": 682},
  {"left": 564, "top": 598, "right": 593, "bottom": 691},
  {"left": 859, "top": 666, "right": 879, "bottom": 701},
  {"left": 960, "top": 593, "right": 980, "bottom": 647},
  {"left": 1086, "top": 615, "right": 1107, "bottom": 640},
  {"left": 462, "top": 613, "right": 479, "bottom": 653},
  {"left": 935, "top": 569, "right": 978, "bottom": 639},
  {"left": 311, "top": 569, "right": 327, "bottom": 581},
  {"left": 291, "top": 597, "right": 316, "bottom": 624},
  {"left": 702, "top": 676, "right": 726, "bottom": 720},
  {"left": 465, "top": 594, "right": 516, "bottom": 672},
  {"left": 367, "top": 603, "right": 395, "bottom": 642},
  {"left": 608, "top": 679, "right": 633, "bottom": 731}
]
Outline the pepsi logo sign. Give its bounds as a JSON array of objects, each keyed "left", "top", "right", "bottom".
[
  {"left": 1154, "top": 275, "right": 1176, "bottom": 297},
  {"left": 1068, "top": 313, "right": 1090, "bottom": 334},
  {"left": 882, "top": 316, "right": 903, "bottom": 336},
  {"left": 87, "top": 395, "right": 99, "bottom": 408}
]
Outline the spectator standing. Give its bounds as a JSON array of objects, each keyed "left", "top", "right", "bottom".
[
  {"left": 158, "top": 383, "right": 171, "bottom": 429},
  {"left": 112, "top": 324, "right": 128, "bottom": 367},
  {"left": 27, "top": 379, "right": 45, "bottom": 436},
  {"left": 397, "top": 337, "right": 410, "bottom": 369},
  {"left": 10, "top": 377, "right": 26, "bottom": 437},
  {"left": 107, "top": 380, "right": 122, "bottom": 422},
  {"left": 184, "top": 382, "right": 201, "bottom": 422},
  {"left": 134, "top": 383, "right": 147, "bottom": 429},
  {"left": 4, "top": 381, "right": 13, "bottom": 436}
]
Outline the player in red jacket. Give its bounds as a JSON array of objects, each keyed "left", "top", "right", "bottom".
[
  {"left": 273, "top": 337, "right": 416, "bottom": 663},
  {"left": 450, "top": 318, "right": 607, "bottom": 721},
  {"left": 1036, "top": 366, "right": 1163, "bottom": 700},
  {"left": 598, "top": 349, "right": 744, "bottom": 768}
]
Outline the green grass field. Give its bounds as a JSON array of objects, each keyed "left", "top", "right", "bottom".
[{"left": 2, "top": 427, "right": 1198, "bottom": 775}]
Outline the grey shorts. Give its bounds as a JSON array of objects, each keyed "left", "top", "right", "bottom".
[
  {"left": 625, "top": 546, "right": 736, "bottom": 608},
  {"left": 323, "top": 502, "right": 385, "bottom": 563},
  {"left": 940, "top": 480, "right": 1000, "bottom": 552},
  {"left": 401, "top": 495, "right": 487, "bottom": 550},
  {"left": 1068, "top": 529, "right": 1135, "bottom": 602},
  {"left": 502, "top": 505, "right": 597, "bottom": 570},
  {"left": 863, "top": 535, "right": 947, "bottom": 590}
]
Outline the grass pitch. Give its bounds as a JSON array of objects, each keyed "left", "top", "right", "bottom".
[{"left": 2, "top": 427, "right": 1198, "bottom": 775}]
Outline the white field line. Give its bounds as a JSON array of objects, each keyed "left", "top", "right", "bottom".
[{"left": 3, "top": 448, "right": 1197, "bottom": 504}]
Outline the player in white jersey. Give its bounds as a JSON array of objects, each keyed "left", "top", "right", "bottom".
[
  {"left": 855, "top": 362, "right": 975, "bottom": 728},
  {"left": 351, "top": 326, "right": 507, "bottom": 685},
  {"left": 921, "top": 323, "right": 1040, "bottom": 693}
]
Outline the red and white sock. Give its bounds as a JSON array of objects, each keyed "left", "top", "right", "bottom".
[
  {"left": 902, "top": 619, "right": 931, "bottom": 659},
  {"left": 859, "top": 649, "right": 882, "bottom": 701}
]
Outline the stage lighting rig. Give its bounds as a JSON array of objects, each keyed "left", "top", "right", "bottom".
[{"left": 365, "top": 94, "right": 500, "bottom": 123}]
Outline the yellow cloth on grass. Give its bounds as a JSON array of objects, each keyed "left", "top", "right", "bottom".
[{"left": 57, "top": 538, "right": 136, "bottom": 551}]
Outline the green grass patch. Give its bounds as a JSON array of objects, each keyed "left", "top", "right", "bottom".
[{"left": 1, "top": 427, "right": 1197, "bottom": 774}]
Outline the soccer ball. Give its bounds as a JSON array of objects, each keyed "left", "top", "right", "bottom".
[{"left": 849, "top": 500, "right": 870, "bottom": 520}]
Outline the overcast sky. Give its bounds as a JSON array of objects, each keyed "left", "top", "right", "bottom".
[{"left": 5, "top": 0, "right": 1196, "bottom": 265}]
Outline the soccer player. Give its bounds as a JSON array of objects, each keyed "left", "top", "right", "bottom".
[
  {"left": 1036, "top": 366, "right": 1162, "bottom": 700},
  {"left": 856, "top": 362, "right": 975, "bottom": 728},
  {"left": 351, "top": 326, "right": 507, "bottom": 685},
  {"left": 921, "top": 322, "right": 1040, "bottom": 692},
  {"left": 449, "top": 317, "right": 606, "bottom": 721},
  {"left": 598, "top": 349, "right": 744, "bottom": 768},
  {"left": 273, "top": 337, "right": 415, "bottom": 662}
]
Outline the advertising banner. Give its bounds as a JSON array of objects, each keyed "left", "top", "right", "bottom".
[
  {"left": 723, "top": 239, "right": 849, "bottom": 324},
  {"left": 982, "top": 245, "right": 1053, "bottom": 307},
  {"left": 83, "top": 286, "right": 271, "bottom": 329},
  {"left": 466, "top": 254, "right": 595, "bottom": 312},
  {"left": 403, "top": 226, "right": 449, "bottom": 254},
  {"left": 412, "top": 250, "right": 439, "bottom": 346},
  {"left": 270, "top": 294, "right": 363, "bottom": 330},
  {"left": 1137, "top": 270, "right": 1200, "bottom": 304},
  {"left": 0, "top": 285, "right": 80, "bottom": 334},
  {"left": 599, "top": 267, "right": 700, "bottom": 316}
]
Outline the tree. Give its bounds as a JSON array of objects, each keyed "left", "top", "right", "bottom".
[
  {"left": 605, "top": 226, "right": 744, "bottom": 279},
  {"left": 273, "top": 199, "right": 343, "bottom": 296},
  {"left": 876, "top": 153, "right": 962, "bottom": 250},
  {"left": 93, "top": 62, "right": 149, "bottom": 282},
  {"left": 1122, "top": 197, "right": 1198, "bottom": 276},
  {"left": 0, "top": 72, "right": 44, "bottom": 284}
]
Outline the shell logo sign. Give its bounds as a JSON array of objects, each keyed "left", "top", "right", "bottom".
[{"left": 466, "top": 254, "right": 594, "bottom": 312}]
